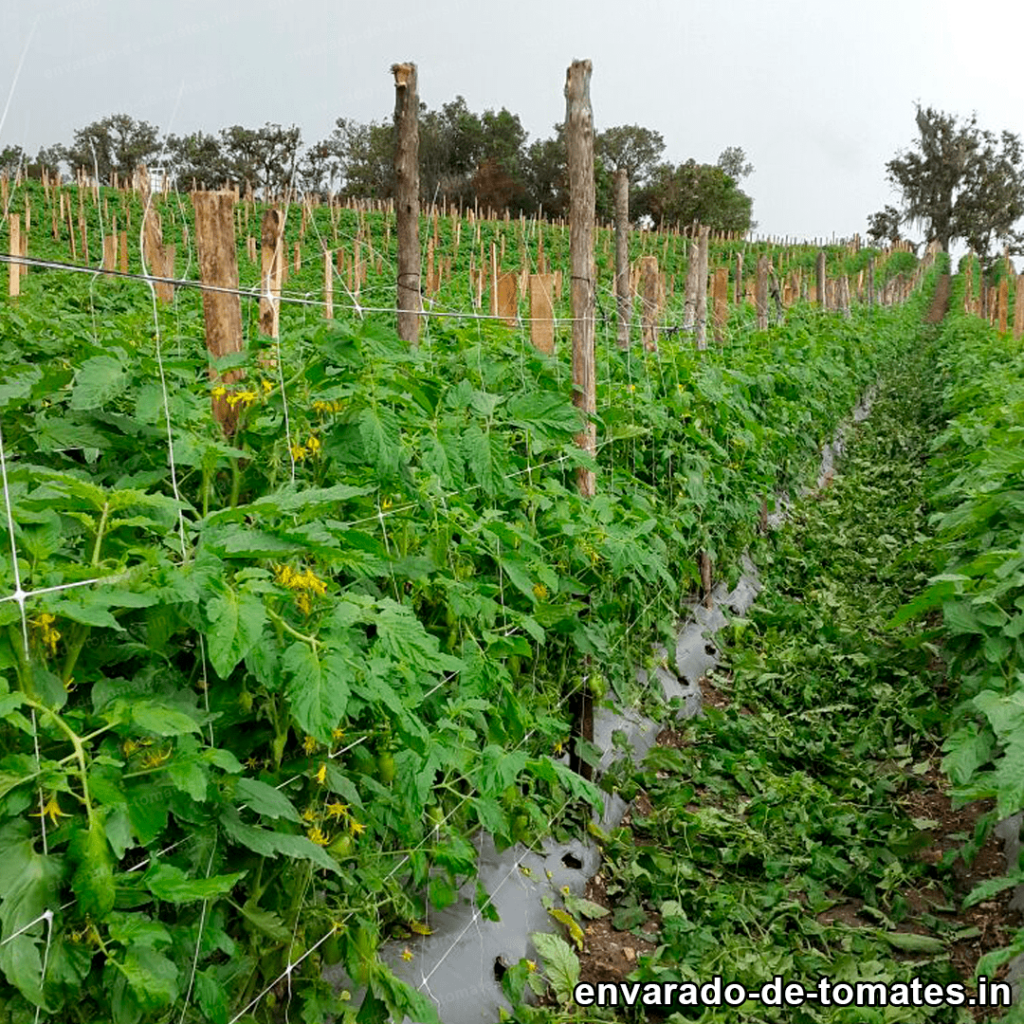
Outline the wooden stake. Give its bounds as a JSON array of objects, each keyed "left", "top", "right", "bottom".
[
  {"left": 192, "top": 191, "right": 244, "bottom": 435},
  {"left": 529, "top": 273, "right": 556, "bottom": 354},
  {"left": 497, "top": 271, "right": 518, "bottom": 324},
  {"left": 8, "top": 214, "right": 20, "bottom": 298},
  {"left": 694, "top": 226, "right": 709, "bottom": 350},
  {"left": 392, "top": 61, "right": 421, "bottom": 344},
  {"left": 565, "top": 58, "right": 597, "bottom": 498},
  {"left": 640, "top": 255, "right": 660, "bottom": 351},
  {"left": 614, "top": 167, "right": 630, "bottom": 349},
  {"left": 755, "top": 255, "right": 769, "bottom": 330},
  {"left": 816, "top": 250, "right": 826, "bottom": 308},
  {"left": 712, "top": 266, "right": 729, "bottom": 343},
  {"left": 324, "top": 250, "right": 334, "bottom": 319},
  {"left": 259, "top": 208, "right": 284, "bottom": 339}
]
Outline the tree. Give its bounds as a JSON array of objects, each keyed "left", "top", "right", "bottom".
[
  {"left": 866, "top": 205, "right": 904, "bottom": 246},
  {"left": 523, "top": 129, "right": 567, "bottom": 218},
  {"left": 328, "top": 117, "right": 394, "bottom": 198},
  {"left": 636, "top": 159, "right": 753, "bottom": 232},
  {"left": 716, "top": 146, "right": 753, "bottom": 181},
  {"left": 874, "top": 104, "right": 1024, "bottom": 262},
  {"left": 596, "top": 124, "right": 664, "bottom": 185},
  {"left": 31, "top": 145, "right": 64, "bottom": 180},
  {"left": 164, "top": 131, "right": 225, "bottom": 190},
  {"left": 65, "top": 114, "right": 160, "bottom": 183},
  {"left": 219, "top": 123, "right": 301, "bottom": 195},
  {"left": 0, "top": 145, "right": 25, "bottom": 176}
]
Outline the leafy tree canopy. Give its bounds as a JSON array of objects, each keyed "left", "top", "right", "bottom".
[{"left": 871, "top": 104, "right": 1024, "bottom": 266}]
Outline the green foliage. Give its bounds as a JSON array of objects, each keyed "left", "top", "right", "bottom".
[{"left": 0, "top": 177, "right": 922, "bottom": 1023}]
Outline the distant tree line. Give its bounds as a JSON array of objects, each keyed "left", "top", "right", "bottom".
[{"left": 0, "top": 101, "right": 755, "bottom": 232}]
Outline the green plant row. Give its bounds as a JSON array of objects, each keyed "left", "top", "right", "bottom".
[
  {"left": 0, "top": 239, "right": 915, "bottom": 1023},
  {"left": 511, "top": 264, "right": 1017, "bottom": 1023},
  {"left": 890, "top": 270, "right": 1024, "bottom": 975}
]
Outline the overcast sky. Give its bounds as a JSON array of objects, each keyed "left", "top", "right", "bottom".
[{"left": 2, "top": 0, "right": 1022, "bottom": 244}]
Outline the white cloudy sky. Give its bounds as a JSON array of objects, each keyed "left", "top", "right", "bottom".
[{"left": 2, "top": 0, "right": 1021, "bottom": 243}]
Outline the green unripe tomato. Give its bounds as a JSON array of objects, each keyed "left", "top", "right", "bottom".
[
  {"left": 329, "top": 834, "right": 355, "bottom": 860},
  {"left": 238, "top": 688, "right": 254, "bottom": 712},
  {"left": 376, "top": 751, "right": 396, "bottom": 786}
]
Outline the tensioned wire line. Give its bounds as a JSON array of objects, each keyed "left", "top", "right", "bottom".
[{"left": 0, "top": 252, "right": 694, "bottom": 333}]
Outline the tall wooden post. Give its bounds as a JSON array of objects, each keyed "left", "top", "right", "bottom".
[
  {"left": 8, "top": 214, "right": 20, "bottom": 298},
  {"left": 614, "top": 166, "right": 630, "bottom": 349},
  {"left": 392, "top": 62, "right": 421, "bottom": 344},
  {"left": 1014, "top": 274, "right": 1024, "bottom": 339},
  {"left": 694, "top": 226, "right": 709, "bottom": 350},
  {"left": 998, "top": 276, "right": 1009, "bottom": 333},
  {"left": 712, "top": 267, "right": 729, "bottom": 343},
  {"left": 192, "top": 192, "right": 244, "bottom": 435},
  {"left": 565, "top": 59, "right": 597, "bottom": 500},
  {"left": 734, "top": 252, "right": 744, "bottom": 306},
  {"left": 816, "top": 250, "right": 826, "bottom": 308},
  {"left": 683, "top": 238, "right": 699, "bottom": 330},
  {"left": 755, "top": 255, "right": 769, "bottom": 331},
  {"left": 324, "top": 250, "right": 334, "bottom": 319},
  {"left": 867, "top": 256, "right": 875, "bottom": 308},
  {"left": 529, "top": 273, "right": 555, "bottom": 354},
  {"left": 259, "top": 209, "right": 283, "bottom": 338},
  {"left": 640, "top": 255, "right": 660, "bottom": 351}
]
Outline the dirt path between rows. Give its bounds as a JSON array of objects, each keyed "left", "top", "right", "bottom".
[{"left": 926, "top": 273, "right": 952, "bottom": 323}]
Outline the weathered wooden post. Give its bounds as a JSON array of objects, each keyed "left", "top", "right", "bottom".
[
  {"left": 683, "top": 238, "right": 699, "bottom": 330},
  {"left": 816, "top": 249, "right": 826, "bottom": 308},
  {"left": 1014, "top": 274, "right": 1024, "bottom": 339},
  {"left": 694, "top": 226, "right": 709, "bottom": 350},
  {"left": 998, "top": 275, "right": 1009, "bottom": 333},
  {"left": 867, "top": 256, "right": 875, "bottom": 309},
  {"left": 640, "top": 255, "right": 660, "bottom": 351},
  {"left": 119, "top": 230, "right": 128, "bottom": 274},
  {"left": 712, "top": 266, "right": 729, "bottom": 342},
  {"left": 324, "top": 250, "right": 334, "bottom": 319},
  {"left": 529, "top": 273, "right": 556, "bottom": 354},
  {"left": 392, "top": 62, "right": 421, "bottom": 344},
  {"left": 497, "top": 272, "right": 518, "bottom": 324},
  {"left": 755, "top": 255, "right": 768, "bottom": 331},
  {"left": 734, "top": 251, "right": 744, "bottom": 306},
  {"left": 192, "top": 191, "right": 244, "bottom": 435},
  {"left": 259, "top": 209, "right": 284, "bottom": 340},
  {"left": 614, "top": 166, "right": 630, "bottom": 349},
  {"left": 565, "top": 58, "right": 597, "bottom": 500},
  {"left": 8, "top": 214, "right": 20, "bottom": 298}
]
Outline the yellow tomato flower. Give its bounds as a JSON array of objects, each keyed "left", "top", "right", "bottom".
[
  {"left": 141, "top": 748, "right": 172, "bottom": 769},
  {"left": 307, "top": 435, "right": 321, "bottom": 455},
  {"left": 348, "top": 818, "right": 366, "bottom": 837},
  {"left": 33, "top": 793, "right": 69, "bottom": 828},
  {"left": 301, "top": 806, "right": 317, "bottom": 823},
  {"left": 314, "top": 763, "right": 327, "bottom": 786},
  {"left": 526, "top": 960, "right": 537, "bottom": 973},
  {"left": 532, "top": 583, "right": 548, "bottom": 600},
  {"left": 326, "top": 802, "right": 349, "bottom": 820},
  {"left": 211, "top": 385, "right": 227, "bottom": 398},
  {"left": 331, "top": 727, "right": 346, "bottom": 742},
  {"left": 261, "top": 379, "right": 273, "bottom": 393},
  {"left": 290, "top": 444, "right": 308, "bottom": 461},
  {"left": 400, "top": 948, "right": 414, "bottom": 962},
  {"left": 307, "top": 827, "right": 330, "bottom": 846},
  {"left": 302, "top": 735, "right": 318, "bottom": 755}
]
